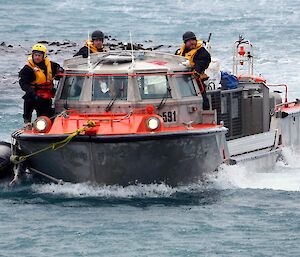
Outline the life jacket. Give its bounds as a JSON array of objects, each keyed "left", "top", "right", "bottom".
[
  {"left": 178, "top": 40, "right": 203, "bottom": 67},
  {"left": 86, "top": 40, "right": 106, "bottom": 53},
  {"left": 27, "top": 56, "right": 54, "bottom": 99}
]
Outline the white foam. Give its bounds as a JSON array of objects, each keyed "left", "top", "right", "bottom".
[
  {"left": 30, "top": 180, "right": 213, "bottom": 198},
  {"left": 280, "top": 147, "right": 300, "bottom": 168},
  {"left": 30, "top": 147, "right": 300, "bottom": 196},
  {"left": 209, "top": 147, "right": 300, "bottom": 192},
  {"left": 32, "top": 183, "right": 177, "bottom": 198}
]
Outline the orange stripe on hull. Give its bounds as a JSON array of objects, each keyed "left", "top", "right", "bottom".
[{"left": 26, "top": 112, "right": 222, "bottom": 136}]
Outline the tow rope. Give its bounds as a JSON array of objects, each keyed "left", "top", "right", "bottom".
[{"left": 11, "top": 120, "right": 96, "bottom": 165}]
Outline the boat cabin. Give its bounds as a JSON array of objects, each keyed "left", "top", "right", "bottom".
[{"left": 55, "top": 51, "right": 216, "bottom": 127}]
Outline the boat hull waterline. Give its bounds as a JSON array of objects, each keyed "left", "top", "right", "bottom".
[{"left": 13, "top": 129, "right": 227, "bottom": 185}]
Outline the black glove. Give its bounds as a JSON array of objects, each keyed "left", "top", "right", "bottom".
[
  {"left": 193, "top": 70, "right": 201, "bottom": 79},
  {"left": 54, "top": 67, "right": 65, "bottom": 80},
  {"left": 57, "top": 67, "right": 64, "bottom": 73},
  {"left": 193, "top": 70, "right": 209, "bottom": 81}
]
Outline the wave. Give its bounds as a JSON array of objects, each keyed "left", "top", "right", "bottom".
[
  {"left": 209, "top": 147, "right": 300, "bottom": 192},
  {"left": 1, "top": 147, "right": 300, "bottom": 206},
  {"left": 30, "top": 181, "right": 214, "bottom": 199},
  {"left": 28, "top": 146, "right": 300, "bottom": 198}
]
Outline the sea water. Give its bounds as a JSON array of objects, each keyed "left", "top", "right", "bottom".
[{"left": 0, "top": 0, "right": 300, "bottom": 256}]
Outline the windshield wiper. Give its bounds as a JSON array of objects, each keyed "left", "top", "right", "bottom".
[
  {"left": 105, "top": 85, "right": 124, "bottom": 112},
  {"left": 157, "top": 83, "right": 171, "bottom": 110}
]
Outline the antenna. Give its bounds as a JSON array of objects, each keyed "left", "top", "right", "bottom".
[
  {"left": 129, "top": 31, "right": 135, "bottom": 67},
  {"left": 87, "top": 30, "right": 92, "bottom": 71},
  {"left": 207, "top": 32, "right": 212, "bottom": 43},
  {"left": 205, "top": 32, "right": 212, "bottom": 54}
]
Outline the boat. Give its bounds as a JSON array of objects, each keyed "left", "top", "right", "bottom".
[
  {"left": 0, "top": 141, "right": 13, "bottom": 180},
  {"left": 208, "top": 37, "right": 300, "bottom": 170},
  {"left": 8, "top": 36, "right": 300, "bottom": 185}
]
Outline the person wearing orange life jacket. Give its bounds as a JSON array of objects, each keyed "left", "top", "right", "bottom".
[
  {"left": 74, "top": 30, "right": 106, "bottom": 58},
  {"left": 176, "top": 31, "right": 211, "bottom": 110},
  {"left": 19, "top": 43, "right": 63, "bottom": 124}
]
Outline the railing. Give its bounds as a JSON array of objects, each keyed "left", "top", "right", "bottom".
[
  {"left": 57, "top": 71, "right": 194, "bottom": 77},
  {"left": 268, "top": 84, "right": 288, "bottom": 104}
]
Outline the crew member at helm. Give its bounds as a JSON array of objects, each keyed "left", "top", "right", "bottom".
[
  {"left": 19, "top": 43, "right": 63, "bottom": 125},
  {"left": 74, "top": 30, "right": 106, "bottom": 58},
  {"left": 176, "top": 31, "right": 211, "bottom": 110}
]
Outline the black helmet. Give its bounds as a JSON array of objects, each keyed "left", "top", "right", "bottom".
[
  {"left": 91, "top": 30, "right": 104, "bottom": 41},
  {"left": 182, "top": 31, "right": 196, "bottom": 43}
]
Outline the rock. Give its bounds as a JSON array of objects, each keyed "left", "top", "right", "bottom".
[
  {"left": 49, "top": 41, "right": 58, "bottom": 46},
  {"left": 106, "top": 43, "right": 118, "bottom": 48},
  {"left": 61, "top": 41, "right": 70, "bottom": 46},
  {"left": 153, "top": 45, "right": 163, "bottom": 50},
  {"left": 37, "top": 40, "right": 49, "bottom": 44},
  {"left": 0, "top": 42, "right": 6, "bottom": 46}
]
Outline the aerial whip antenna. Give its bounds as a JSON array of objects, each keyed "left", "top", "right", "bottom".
[
  {"left": 207, "top": 32, "right": 212, "bottom": 43},
  {"left": 87, "top": 30, "right": 92, "bottom": 72},
  {"left": 205, "top": 32, "right": 212, "bottom": 54},
  {"left": 129, "top": 31, "right": 135, "bottom": 68}
]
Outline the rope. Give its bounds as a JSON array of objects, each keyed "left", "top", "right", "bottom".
[
  {"left": 11, "top": 120, "right": 96, "bottom": 165},
  {"left": 112, "top": 111, "right": 133, "bottom": 122},
  {"left": 29, "top": 167, "right": 64, "bottom": 185},
  {"left": 23, "top": 110, "right": 71, "bottom": 129}
]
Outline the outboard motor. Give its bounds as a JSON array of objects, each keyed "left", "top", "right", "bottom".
[{"left": 0, "top": 141, "right": 13, "bottom": 179}]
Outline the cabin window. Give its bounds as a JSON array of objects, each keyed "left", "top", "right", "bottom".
[
  {"left": 60, "top": 76, "right": 85, "bottom": 100},
  {"left": 137, "top": 75, "right": 171, "bottom": 99},
  {"left": 92, "top": 76, "right": 128, "bottom": 100},
  {"left": 176, "top": 74, "right": 197, "bottom": 97}
]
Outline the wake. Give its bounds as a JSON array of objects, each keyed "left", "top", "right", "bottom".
[{"left": 210, "top": 147, "right": 300, "bottom": 192}]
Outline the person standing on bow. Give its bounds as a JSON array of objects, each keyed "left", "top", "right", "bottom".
[
  {"left": 176, "top": 31, "right": 211, "bottom": 110},
  {"left": 74, "top": 30, "right": 106, "bottom": 58},
  {"left": 19, "top": 43, "right": 63, "bottom": 124}
]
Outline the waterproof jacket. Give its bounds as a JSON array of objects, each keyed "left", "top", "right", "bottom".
[
  {"left": 177, "top": 41, "right": 211, "bottom": 74},
  {"left": 19, "top": 58, "right": 61, "bottom": 99},
  {"left": 74, "top": 40, "right": 106, "bottom": 58}
]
